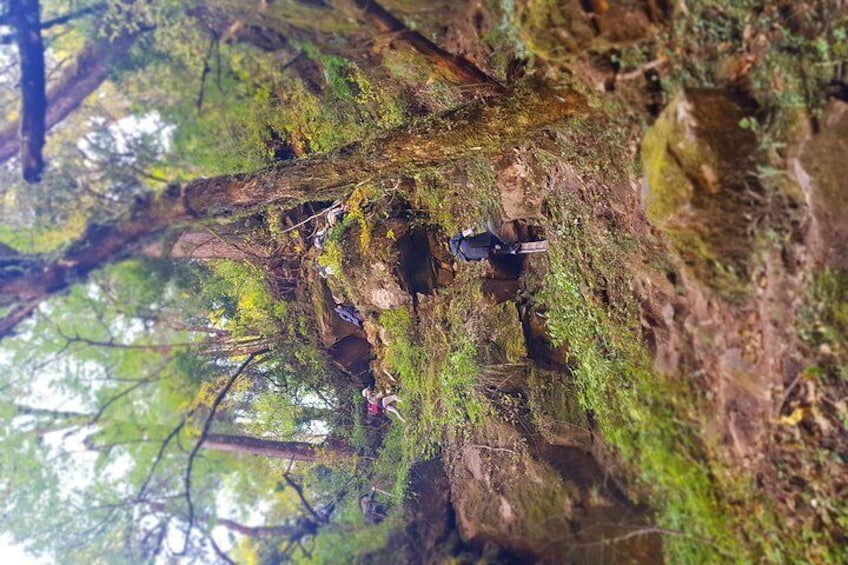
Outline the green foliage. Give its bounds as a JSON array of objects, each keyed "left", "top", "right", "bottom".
[
  {"left": 789, "top": 268, "right": 848, "bottom": 558},
  {"left": 0, "top": 254, "right": 346, "bottom": 563},
  {"left": 203, "top": 260, "right": 282, "bottom": 336},
  {"left": 803, "top": 269, "right": 848, "bottom": 358},
  {"left": 165, "top": 42, "right": 407, "bottom": 177},
  {"left": 301, "top": 427, "right": 409, "bottom": 564},
  {"left": 409, "top": 157, "right": 501, "bottom": 234},
  {"left": 660, "top": 0, "right": 847, "bottom": 115},
  {"left": 240, "top": 393, "right": 298, "bottom": 439},
  {"left": 379, "top": 274, "right": 490, "bottom": 459},
  {"left": 317, "top": 239, "right": 344, "bottom": 276},
  {"left": 300, "top": 510, "right": 403, "bottom": 565},
  {"left": 539, "top": 192, "right": 742, "bottom": 562}
]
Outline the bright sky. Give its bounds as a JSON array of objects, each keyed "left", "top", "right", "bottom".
[
  {"left": 0, "top": 16, "right": 181, "bottom": 564},
  {"left": 0, "top": 535, "right": 47, "bottom": 565}
]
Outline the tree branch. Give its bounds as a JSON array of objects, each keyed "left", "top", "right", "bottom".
[
  {"left": 181, "top": 351, "right": 266, "bottom": 553},
  {"left": 90, "top": 371, "right": 162, "bottom": 424},
  {"left": 0, "top": 4, "right": 107, "bottom": 45},
  {"left": 137, "top": 416, "right": 191, "bottom": 501},
  {"left": 14, "top": 404, "right": 91, "bottom": 421},
  {"left": 207, "top": 534, "right": 236, "bottom": 565},
  {"left": 195, "top": 34, "right": 218, "bottom": 113},
  {"left": 283, "top": 470, "right": 327, "bottom": 525}
]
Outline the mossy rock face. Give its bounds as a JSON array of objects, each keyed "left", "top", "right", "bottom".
[
  {"left": 515, "top": 0, "right": 654, "bottom": 61},
  {"left": 447, "top": 421, "right": 581, "bottom": 557},
  {"left": 447, "top": 419, "right": 660, "bottom": 562},
  {"left": 641, "top": 88, "right": 760, "bottom": 300},
  {"left": 799, "top": 100, "right": 848, "bottom": 269}
]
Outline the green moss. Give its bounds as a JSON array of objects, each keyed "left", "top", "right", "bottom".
[
  {"left": 487, "top": 303, "right": 527, "bottom": 364},
  {"left": 539, "top": 192, "right": 745, "bottom": 562},
  {"left": 513, "top": 0, "right": 593, "bottom": 62},
  {"left": 265, "top": 0, "right": 360, "bottom": 35},
  {"left": 640, "top": 108, "right": 696, "bottom": 225},
  {"left": 800, "top": 268, "right": 848, "bottom": 386},
  {"left": 527, "top": 369, "right": 589, "bottom": 443},
  {"left": 378, "top": 273, "right": 491, "bottom": 458},
  {"left": 640, "top": 91, "right": 760, "bottom": 301},
  {"left": 317, "top": 240, "right": 344, "bottom": 275},
  {"left": 813, "top": 270, "right": 848, "bottom": 340},
  {"left": 410, "top": 156, "right": 501, "bottom": 234}
]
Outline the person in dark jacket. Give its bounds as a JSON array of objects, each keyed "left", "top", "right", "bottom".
[
  {"left": 360, "top": 488, "right": 387, "bottom": 524},
  {"left": 449, "top": 228, "right": 517, "bottom": 262},
  {"left": 334, "top": 304, "right": 363, "bottom": 327}
]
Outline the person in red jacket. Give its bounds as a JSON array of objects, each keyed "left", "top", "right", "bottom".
[{"left": 362, "top": 387, "right": 405, "bottom": 422}]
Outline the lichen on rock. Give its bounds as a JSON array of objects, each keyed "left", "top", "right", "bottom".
[{"left": 641, "top": 88, "right": 761, "bottom": 300}]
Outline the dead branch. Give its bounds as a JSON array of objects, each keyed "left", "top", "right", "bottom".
[
  {"left": 181, "top": 351, "right": 266, "bottom": 553},
  {"left": 278, "top": 200, "right": 343, "bottom": 236},
  {"left": 283, "top": 469, "right": 327, "bottom": 525},
  {"left": 616, "top": 57, "right": 669, "bottom": 82}
]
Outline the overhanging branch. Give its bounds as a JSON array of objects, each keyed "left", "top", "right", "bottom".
[{"left": 181, "top": 351, "right": 266, "bottom": 554}]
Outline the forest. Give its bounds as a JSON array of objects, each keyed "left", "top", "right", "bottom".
[{"left": 0, "top": 0, "right": 846, "bottom": 563}]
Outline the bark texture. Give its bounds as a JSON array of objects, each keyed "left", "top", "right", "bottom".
[
  {"left": 10, "top": 0, "right": 47, "bottom": 182},
  {"left": 339, "top": 0, "right": 503, "bottom": 90},
  {"left": 0, "top": 32, "right": 139, "bottom": 169},
  {"left": 141, "top": 231, "right": 270, "bottom": 261},
  {"left": 203, "top": 433, "right": 351, "bottom": 461}
]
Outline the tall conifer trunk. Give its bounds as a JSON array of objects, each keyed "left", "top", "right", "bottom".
[{"left": 203, "top": 433, "right": 351, "bottom": 461}]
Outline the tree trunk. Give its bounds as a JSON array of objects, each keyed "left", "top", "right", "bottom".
[
  {"left": 0, "top": 32, "right": 139, "bottom": 169},
  {"left": 0, "top": 86, "right": 587, "bottom": 337},
  {"left": 10, "top": 0, "right": 47, "bottom": 182},
  {"left": 141, "top": 231, "right": 270, "bottom": 261},
  {"left": 334, "top": 0, "right": 503, "bottom": 90},
  {"left": 202, "top": 433, "right": 351, "bottom": 461}
]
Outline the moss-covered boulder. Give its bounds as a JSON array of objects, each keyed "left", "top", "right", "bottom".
[
  {"left": 641, "top": 89, "right": 760, "bottom": 300},
  {"left": 515, "top": 0, "right": 655, "bottom": 62},
  {"left": 446, "top": 419, "right": 661, "bottom": 562},
  {"left": 798, "top": 100, "right": 848, "bottom": 268}
]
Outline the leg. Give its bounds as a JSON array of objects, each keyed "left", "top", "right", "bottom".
[
  {"left": 384, "top": 404, "right": 406, "bottom": 422},
  {"left": 381, "top": 394, "right": 400, "bottom": 406}
]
